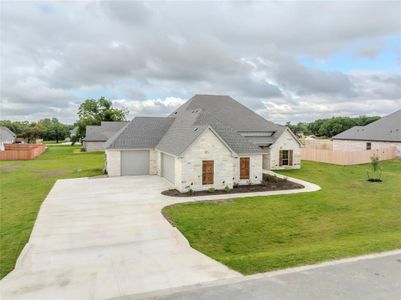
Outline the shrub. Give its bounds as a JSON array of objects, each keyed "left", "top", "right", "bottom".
[
  {"left": 187, "top": 188, "right": 194, "bottom": 195},
  {"left": 224, "top": 185, "right": 230, "bottom": 193},
  {"left": 208, "top": 188, "right": 216, "bottom": 193},
  {"left": 367, "top": 154, "right": 382, "bottom": 182},
  {"left": 263, "top": 174, "right": 279, "bottom": 183}
]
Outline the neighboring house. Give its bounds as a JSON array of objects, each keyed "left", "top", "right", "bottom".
[
  {"left": 332, "top": 109, "right": 401, "bottom": 157},
  {"left": 105, "top": 95, "right": 301, "bottom": 192},
  {"left": 0, "top": 126, "right": 16, "bottom": 150},
  {"left": 83, "top": 121, "right": 128, "bottom": 152}
]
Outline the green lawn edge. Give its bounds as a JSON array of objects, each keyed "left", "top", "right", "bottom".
[
  {"left": 0, "top": 145, "right": 104, "bottom": 278},
  {"left": 163, "top": 160, "right": 401, "bottom": 274}
]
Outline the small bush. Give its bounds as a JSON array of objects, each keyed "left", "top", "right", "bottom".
[
  {"left": 187, "top": 188, "right": 194, "bottom": 195},
  {"left": 224, "top": 185, "right": 230, "bottom": 193},
  {"left": 263, "top": 174, "right": 279, "bottom": 183},
  {"left": 367, "top": 154, "right": 382, "bottom": 182},
  {"left": 208, "top": 188, "right": 216, "bottom": 193}
]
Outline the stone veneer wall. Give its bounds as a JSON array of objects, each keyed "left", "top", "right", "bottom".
[
  {"left": 233, "top": 155, "right": 263, "bottom": 185},
  {"left": 105, "top": 149, "right": 120, "bottom": 176},
  {"left": 333, "top": 140, "right": 401, "bottom": 157},
  {"left": 149, "top": 149, "right": 158, "bottom": 175},
  {"left": 178, "top": 129, "right": 234, "bottom": 192},
  {"left": 269, "top": 130, "right": 301, "bottom": 170}
]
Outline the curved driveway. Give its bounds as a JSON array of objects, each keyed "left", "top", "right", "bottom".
[{"left": 0, "top": 174, "right": 319, "bottom": 300}]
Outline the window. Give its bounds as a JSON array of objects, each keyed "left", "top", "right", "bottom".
[
  {"left": 202, "top": 160, "right": 214, "bottom": 185},
  {"left": 279, "top": 150, "right": 293, "bottom": 166},
  {"left": 366, "top": 142, "right": 371, "bottom": 150},
  {"left": 240, "top": 157, "right": 250, "bottom": 180}
]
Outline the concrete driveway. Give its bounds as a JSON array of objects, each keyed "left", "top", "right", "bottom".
[{"left": 0, "top": 176, "right": 240, "bottom": 300}]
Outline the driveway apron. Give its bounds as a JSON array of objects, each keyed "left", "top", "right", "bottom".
[{"left": 0, "top": 176, "right": 239, "bottom": 300}]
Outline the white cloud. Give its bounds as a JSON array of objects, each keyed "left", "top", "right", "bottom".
[{"left": 1, "top": 1, "right": 400, "bottom": 124}]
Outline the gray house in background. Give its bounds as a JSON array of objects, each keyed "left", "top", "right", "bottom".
[
  {"left": 0, "top": 126, "right": 16, "bottom": 151},
  {"left": 105, "top": 95, "right": 301, "bottom": 192},
  {"left": 332, "top": 109, "right": 401, "bottom": 157},
  {"left": 83, "top": 121, "right": 128, "bottom": 152}
]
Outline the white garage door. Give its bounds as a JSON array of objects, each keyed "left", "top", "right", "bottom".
[
  {"left": 161, "top": 153, "right": 175, "bottom": 183},
  {"left": 121, "top": 150, "right": 149, "bottom": 176}
]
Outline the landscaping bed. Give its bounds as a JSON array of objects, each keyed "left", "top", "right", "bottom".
[{"left": 162, "top": 174, "right": 304, "bottom": 197}]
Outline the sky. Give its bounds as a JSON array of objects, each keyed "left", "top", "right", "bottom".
[{"left": 1, "top": 1, "right": 400, "bottom": 125}]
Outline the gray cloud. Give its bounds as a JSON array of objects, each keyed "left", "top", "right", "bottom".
[{"left": 1, "top": 1, "right": 400, "bottom": 123}]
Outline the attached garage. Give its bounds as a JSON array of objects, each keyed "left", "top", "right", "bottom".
[
  {"left": 161, "top": 153, "right": 175, "bottom": 183},
  {"left": 121, "top": 150, "right": 149, "bottom": 176}
]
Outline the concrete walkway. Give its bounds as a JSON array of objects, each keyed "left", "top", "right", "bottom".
[
  {"left": 118, "top": 251, "right": 401, "bottom": 300},
  {"left": 0, "top": 173, "right": 320, "bottom": 300}
]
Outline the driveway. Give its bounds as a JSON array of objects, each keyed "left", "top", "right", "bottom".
[{"left": 0, "top": 176, "right": 240, "bottom": 300}]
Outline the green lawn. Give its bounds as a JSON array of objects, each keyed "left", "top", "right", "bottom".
[
  {"left": 163, "top": 160, "right": 401, "bottom": 275},
  {"left": 41, "top": 140, "right": 58, "bottom": 144},
  {"left": 0, "top": 146, "right": 104, "bottom": 278}
]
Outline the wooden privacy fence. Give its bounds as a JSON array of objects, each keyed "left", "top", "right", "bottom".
[
  {"left": 0, "top": 144, "right": 46, "bottom": 160},
  {"left": 301, "top": 147, "right": 396, "bottom": 165}
]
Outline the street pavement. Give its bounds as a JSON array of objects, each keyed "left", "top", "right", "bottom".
[{"left": 125, "top": 251, "right": 401, "bottom": 300}]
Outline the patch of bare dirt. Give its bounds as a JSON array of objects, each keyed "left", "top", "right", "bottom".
[{"left": 0, "top": 164, "right": 21, "bottom": 172}]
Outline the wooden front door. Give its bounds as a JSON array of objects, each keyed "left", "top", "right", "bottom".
[
  {"left": 202, "top": 160, "right": 214, "bottom": 185},
  {"left": 240, "top": 157, "right": 250, "bottom": 180}
]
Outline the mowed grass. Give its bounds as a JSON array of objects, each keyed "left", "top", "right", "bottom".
[
  {"left": 163, "top": 160, "right": 401, "bottom": 275},
  {"left": 0, "top": 146, "right": 104, "bottom": 278}
]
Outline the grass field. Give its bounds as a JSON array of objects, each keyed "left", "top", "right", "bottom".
[
  {"left": 163, "top": 160, "right": 401, "bottom": 275},
  {"left": 0, "top": 146, "right": 104, "bottom": 278}
]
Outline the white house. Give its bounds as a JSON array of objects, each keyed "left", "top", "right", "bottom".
[
  {"left": 0, "top": 126, "right": 16, "bottom": 151},
  {"left": 332, "top": 109, "right": 401, "bottom": 157},
  {"left": 105, "top": 95, "right": 301, "bottom": 192}
]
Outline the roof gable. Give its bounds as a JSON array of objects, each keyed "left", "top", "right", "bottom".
[
  {"left": 332, "top": 109, "right": 401, "bottom": 142},
  {"left": 106, "top": 117, "right": 174, "bottom": 149},
  {"left": 84, "top": 121, "right": 128, "bottom": 142},
  {"left": 108, "top": 95, "right": 290, "bottom": 155},
  {"left": 0, "top": 126, "right": 16, "bottom": 141}
]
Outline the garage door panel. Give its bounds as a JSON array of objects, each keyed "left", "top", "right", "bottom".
[
  {"left": 121, "top": 150, "right": 149, "bottom": 176},
  {"left": 161, "top": 153, "right": 175, "bottom": 183}
]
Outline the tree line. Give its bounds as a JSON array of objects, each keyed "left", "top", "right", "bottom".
[
  {"left": 286, "top": 115, "right": 380, "bottom": 138},
  {"left": 0, "top": 118, "right": 72, "bottom": 143},
  {"left": 0, "top": 97, "right": 127, "bottom": 144}
]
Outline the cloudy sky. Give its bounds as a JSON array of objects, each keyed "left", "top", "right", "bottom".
[{"left": 1, "top": 1, "right": 400, "bottom": 124}]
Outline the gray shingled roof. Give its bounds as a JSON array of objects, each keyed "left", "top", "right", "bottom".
[
  {"left": 332, "top": 109, "right": 401, "bottom": 142},
  {"left": 107, "top": 95, "right": 293, "bottom": 155},
  {"left": 0, "top": 126, "right": 16, "bottom": 142},
  {"left": 84, "top": 121, "right": 128, "bottom": 142},
  {"left": 105, "top": 117, "right": 174, "bottom": 149}
]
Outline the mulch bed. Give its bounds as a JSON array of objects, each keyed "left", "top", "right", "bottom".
[{"left": 162, "top": 178, "right": 304, "bottom": 197}]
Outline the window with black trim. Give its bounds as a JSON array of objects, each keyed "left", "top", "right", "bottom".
[{"left": 279, "top": 150, "right": 293, "bottom": 166}]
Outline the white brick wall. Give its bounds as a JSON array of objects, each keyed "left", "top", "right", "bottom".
[
  {"left": 269, "top": 130, "right": 301, "bottom": 170},
  {"left": 178, "top": 129, "right": 234, "bottom": 192},
  {"left": 333, "top": 140, "right": 401, "bottom": 157},
  {"left": 105, "top": 150, "right": 121, "bottom": 176}
]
